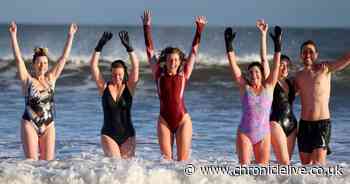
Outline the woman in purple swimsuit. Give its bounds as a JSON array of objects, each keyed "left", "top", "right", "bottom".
[{"left": 224, "top": 25, "right": 282, "bottom": 165}]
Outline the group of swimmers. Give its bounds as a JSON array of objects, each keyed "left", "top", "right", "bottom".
[{"left": 8, "top": 10, "right": 350, "bottom": 165}]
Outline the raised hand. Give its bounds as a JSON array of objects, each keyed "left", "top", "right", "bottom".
[
  {"left": 224, "top": 27, "right": 236, "bottom": 52},
  {"left": 69, "top": 23, "right": 78, "bottom": 36},
  {"left": 195, "top": 16, "right": 207, "bottom": 33},
  {"left": 9, "top": 21, "right": 17, "bottom": 35},
  {"left": 256, "top": 19, "right": 268, "bottom": 34},
  {"left": 141, "top": 10, "right": 152, "bottom": 26},
  {"left": 191, "top": 16, "right": 207, "bottom": 48},
  {"left": 119, "top": 31, "right": 133, "bottom": 52},
  {"left": 269, "top": 26, "right": 282, "bottom": 52},
  {"left": 95, "top": 32, "right": 113, "bottom": 52}
]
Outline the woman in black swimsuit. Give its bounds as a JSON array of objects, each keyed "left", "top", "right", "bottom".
[
  {"left": 270, "top": 55, "right": 297, "bottom": 165},
  {"left": 90, "top": 31, "right": 139, "bottom": 158},
  {"left": 9, "top": 22, "right": 77, "bottom": 160}
]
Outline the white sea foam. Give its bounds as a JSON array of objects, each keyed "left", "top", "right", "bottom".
[{"left": 0, "top": 155, "right": 349, "bottom": 184}]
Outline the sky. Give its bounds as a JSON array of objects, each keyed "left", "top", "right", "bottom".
[{"left": 1, "top": 0, "right": 349, "bottom": 27}]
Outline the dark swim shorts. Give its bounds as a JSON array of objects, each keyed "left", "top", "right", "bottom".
[{"left": 297, "top": 119, "right": 331, "bottom": 155}]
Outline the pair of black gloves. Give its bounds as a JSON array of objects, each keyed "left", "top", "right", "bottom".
[
  {"left": 225, "top": 26, "right": 282, "bottom": 53},
  {"left": 95, "top": 31, "right": 133, "bottom": 53}
]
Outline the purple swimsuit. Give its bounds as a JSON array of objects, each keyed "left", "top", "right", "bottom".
[{"left": 239, "top": 86, "right": 273, "bottom": 144}]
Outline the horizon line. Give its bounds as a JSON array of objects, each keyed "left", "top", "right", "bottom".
[{"left": 1, "top": 22, "right": 350, "bottom": 29}]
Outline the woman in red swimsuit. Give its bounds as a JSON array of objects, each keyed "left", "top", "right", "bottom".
[{"left": 141, "top": 10, "right": 207, "bottom": 161}]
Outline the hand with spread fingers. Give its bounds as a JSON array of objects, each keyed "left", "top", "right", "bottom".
[
  {"left": 95, "top": 32, "right": 113, "bottom": 52},
  {"left": 256, "top": 19, "right": 268, "bottom": 34},
  {"left": 195, "top": 16, "right": 207, "bottom": 33},
  {"left": 119, "top": 31, "right": 134, "bottom": 52},
  {"left": 141, "top": 10, "right": 152, "bottom": 26}
]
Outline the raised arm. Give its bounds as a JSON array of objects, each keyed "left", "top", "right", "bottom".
[
  {"left": 90, "top": 32, "right": 113, "bottom": 95},
  {"left": 326, "top": 52, "right": 350, "bottom": 72},
  {"left": 49, "top": 23, "right": 78, "bottom": 81},
  {"left": 9, "top": 21, "right": 30, "bottom": 84},
  {"left": 119, "top": 31, "right": 139, "bottom": 94},
  {"left": 225, "top": 27, "right": 246, "bottom": 89},
  {"left": 266, "top": 26, "right": 282, "bottom": 87},
  {"left": 256, "top": 19, "right": 270, "bottom": 78},
  {"left": 141, "top": 10, "right": 159, "bottom": 77},
  {"left": 183, "top": 16, "right": 207, "bottom": 79}
]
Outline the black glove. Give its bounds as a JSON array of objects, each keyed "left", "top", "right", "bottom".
[
  {"left": 119, "top": 31, "right": 133, "bottom": 52},
  {"left": 224, "top": 27, "right": 236, "bottom": 53},
  {"left": 95, "top": 32, "right": 113, "bottom": 52},
  {"left": 269, "top": 26, "right": 282, "bottom": 52}
]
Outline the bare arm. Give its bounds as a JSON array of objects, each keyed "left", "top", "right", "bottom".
[
  {"left": 256, "top": 19, "right": 270, "bottom": 78},
  {"left": 90, "top": 52, "right": 106, "bottom": 95},
  {"left": 225, "top": 28, "right": 246, "bottom": 88},
  {"left": 141, "top": 10, "right": 159, "bottom": 77},
  {"left": 227, "top": 51, "right": 246, "bottom": 87},
  {"left": 118, "top": 31, "right": 139, "bottom": 94},
  {"left": 127, "top": 52, "right": 140, "bottom": 94},
  {"left": 266, "top": 26, "right": 282, "bottom": 87},
  {"left": 9, "top": 22, "right": 30, "bottom": 84},
  {"left": 266, "top": 52, "right": 281, "bottom": 86},
  {"left": 184, "top": 16, "right": 207, "bottom": 79},
  {"left": 49, "top": 23, "right": 78, "bottom": 81},
  {"left": 327, "top": 52, "right": 350, "bottom": 72},
  {"left": 90, "top": 32, "right": 113, "bottom": 95}
]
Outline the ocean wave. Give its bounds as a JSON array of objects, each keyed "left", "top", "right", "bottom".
[{"left": 1, "top": 51, "right": 350, "bottom": 88}]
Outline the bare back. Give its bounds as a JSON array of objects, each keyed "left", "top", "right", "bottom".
[{"left": 295, "top": 63, "right": 331, "bottom": 121}]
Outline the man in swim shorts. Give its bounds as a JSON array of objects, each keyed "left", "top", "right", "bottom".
[{"left": 295, "top": 40, "right": 350, "bottom": 165}]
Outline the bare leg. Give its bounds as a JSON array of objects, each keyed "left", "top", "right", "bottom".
[
  {"left": 253, "top": 133, "right": 271, "bottom": 165},
  {"left": 175, "top": 114, "right": 192, "bottom": 161},
  {"left": 21, "top": 120, "right": 39, "bottom": 160},
  {"left": 270, "top": 122, "right": 289, "bottom": 165},
  {"left": 101, "top": 135, "right": 121, "bottom": 158},
  {"left": 299, "top": 152, "right": 312, "bottom": 165},
  {"left": 287, "top": 128, "right": 297, "bottom": 161},
  {"left": 311, "top": 148, "right": 327, "bottom": 165},
  {"left": 236, "top": 130, "right": 252, "bottom": 165},
  {"left": 38, "top": 123, "right": 55, "bottom": 160},
  {"left": 157, "top": 116, "right": 174, "bottom": 160},
  {"left": 120, "top": 136, "right": 136, "bottom": 159}
]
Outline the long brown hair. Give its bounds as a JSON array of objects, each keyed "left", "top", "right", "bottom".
[{"left": 158, "top": 46, "right": 186, "bottom": 73}]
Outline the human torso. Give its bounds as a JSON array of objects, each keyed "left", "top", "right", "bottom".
[
  {"left": 271, "top": 79, "right": 296, "bottom": 119},
  {"left": 101, "top": 82, "right": 134, "bottom": 143},
  {"left": 296, "top": 64, "right": 331, "bottom": 121},
  {"left": 239, "top": 85, "right": 273, "bottom": 143},
  {"left": 155, "top": 68, "right": 188, "bottom": 130},
  {"left": 23, "top": 77, "right": 55, "bottom": 127}
]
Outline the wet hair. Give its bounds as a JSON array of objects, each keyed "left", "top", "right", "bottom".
[
  {"left": 300, "top": 40, "right": 318, "bottom": 53},
  {"left": 281, "top": 54, "right": 290, "bottom": 62},
  {"left": 158, "top": 46, "right": 186, "bottom": 73},
  {"left": 247, "top": 62, "right": 265, "bottom": 85},
  {"left": 281, "top": 54, "right": 291, "bottom": 64},
  {"left": 32, "top": 47, "right": 49, "bottom": 63},
  {"left": 111, "top": 60, "right": 128, "bottom": 83}
]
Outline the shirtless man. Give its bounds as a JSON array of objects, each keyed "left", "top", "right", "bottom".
[{"left": 295, "top": 40, "right": 350, "bottom": 165}]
